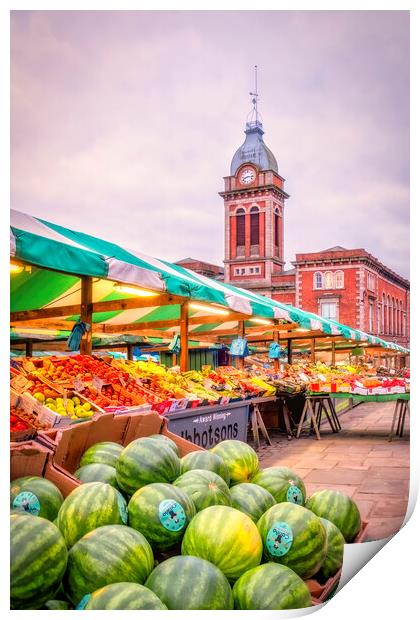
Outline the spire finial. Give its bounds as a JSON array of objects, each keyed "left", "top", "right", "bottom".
[{"left": 247, "top": 65, "right": 262, "bottom": 130}]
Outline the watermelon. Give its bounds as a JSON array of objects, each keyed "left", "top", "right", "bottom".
[
  {"left": 145, "top": 555, "right": 233, "bottom": 610},
  {"left": 318, "top": 518, "right": 345, "bottom": 579},
  {"left": 79, "top": 441, "right": 123, "bottom": 468},
  {"left": 252, "top": 466, "right": 306, "bottom": 505},
  {"left": 10, "top": 476, "right": 64, "bottom": 521},
  {"left": 128, "top": 482, "right": 196, "bottom": 549},
  {"left": 233, "top": 563, "right": 312, "bottom": 610},
  {"left": 230, "top": 482, "right": 276, "bottom": 523},
  {"left": 306, "top": 489, "right": 361, "bottom": 542},
  {"left": 257, "top": 503, "right": 327, "bottom": 579},
  {"left": 116, "top": 437, "right": 181, "bottom": 495},
  {"left": 45, "top": 600, "right": 72, "bottom": 610},
  {"left": 211, "top": 440, "right": 260, "bottom": 485},
  {"left": 180, "top": 450, "right": 230, "bottom": 485},
  {"left": 173, "top": 469, "right": 231, "bottom": 511},
  {"left": 64, "top": 524, "right": 154, "bottom": 605},
  {"left": 148, "top": 434, "right": 180, "bottom": 456},
  {"left": 56, "top": 482, "right": 127, "bottom": 548},
  {"left": 10, "top": 513, "right": 68, "bottom": 610},
  {"left": 181, "top": 505, "right": 262, "bottom": 581},
  {"left": 74, "top": 463, "right": 119, "bottom": 488},
  {"left": 82, "top": 583, "right": 167, "bottom": 610}
]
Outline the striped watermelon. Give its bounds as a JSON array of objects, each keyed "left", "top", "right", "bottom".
[
  {"left": 233, "top": 563, "right": 312, "bottom": 610},
  {"left": 181, "top": 505, "right": 262, "bottom": 581},
  {"left": 145, "top": 555, "right": 233, "bottom": 610},
  {"left": 10, "top": 513, "right": 68, "bottom": 610},
  {"left": 10, "top": 476, "right": 64, "bottom": 522},
  {"left": 257, "top": 503, "right": 327, "bottom": 579},
  {"left": 64, "top": 524, "right": 154, "bottom": 605},
  {"left": 306, "top": 489, "right": 361, "bottom": 542},
  {"left": 173, "top": 469, "right": 231, "bottom": 511},
  {"left": 82, "top": 583, "right": 167, "bottom": 610},
  {"left": 79, "top": 441, "right": 123, "bottom": 468},
  {"left": 180, "top": 451, "right": 230, "bottom": 485},
  {"left": 211, "top": 440, "right": 260, "bottom": 485},
  {"left": 319, "top": 518, "right": 345, "bottom": 579},
  {"left": 252, "top": 466, "right": 306, "bottom": 505},
  {"left": 56, "top": 482, "right": 127, "bottom": 548},
  {"left": 45, "top": 600, "right": 72, "bottom": 610},
  {"left": 230, "top": 483, "right": 276, "bottom": 523},
  {"left": 116, "top": 437, "right": 180, "bottom": 495},
  {"left": 148, "top": 434, "right": 180, "bottom": 456},
  {"left": 74, "top": 463, "right": 119, "bottom": 489},
  {"left": 128, "top": 482, "right": 196, "bottom": 549}
]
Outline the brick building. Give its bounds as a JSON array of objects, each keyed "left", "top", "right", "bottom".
[{"left": 179, "top": 101, "right": 410, "bottom": 350}]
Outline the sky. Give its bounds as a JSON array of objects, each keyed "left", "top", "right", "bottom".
[{"left": 10, "top": 10, "right": 410, "bottom": 277}]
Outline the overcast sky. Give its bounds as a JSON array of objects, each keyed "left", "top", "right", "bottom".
[{"left": 11, "top": 10, "right": 409, "bottom": 277}]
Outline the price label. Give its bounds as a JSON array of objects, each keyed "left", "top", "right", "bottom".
[
  {"left": 118, "top": 374, "right": 127, "bottom": 387},
  {"left": 299, "top": 373, "right": 310, "bottom": 383},
  {"left": 92, "top": 376, "right": 104, "bottom": 391},
  {"left": 73, "top": 377, "right": 84, "bottom": 392},
  {"left": 318, "top": 373, "right": 327, "bottom": 382},
  {"left": 10, "top": 375, "right": 33, "bottom": 394},
  {"left": 280, "top": 364, "right": 285, "bottom": 372}
]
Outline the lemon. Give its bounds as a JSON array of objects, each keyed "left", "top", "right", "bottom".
[{"left": 82, "top": 402, "right": 91, "bottom": 412}]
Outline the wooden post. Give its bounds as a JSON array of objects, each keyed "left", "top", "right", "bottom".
[
  {"left": 310, "top": 339, "right": 315, "bottom": 363},
  {"left": 331, "top": 339, "right": 336, "bottom": 366},
  {"left": 238, "top": 320, "right": 245, "bottom": 370},
  {"left": 127, "top": 344, "right": 134, "bottom": 360},
  {"left": 273, "top": 322, "right": 280, "bottom": 371},
  {"left": 287, "top": 339, "right": 292, "bottom": 364},
  {"left": 172, "top": 353, "right": 178, "bottom": 367},
  {"left": 25, "top": 340, "right": 33, "bottom": 357},
  {"left": 80, "top": 276, "right": 93, "bottom": 355},
  {"left": 180, "top": 301, "right": 189, "bottom": 372}
]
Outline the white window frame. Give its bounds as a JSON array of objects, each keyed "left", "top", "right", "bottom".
[
  {"left": 319, "top": 299, "right": 338, "bottom": 321},
  {"left": 334, "top": 270, "right": 344, "bottom": 289},
  {"left": 313, "top": 271, "right": 323, "bottom": 289},
  {"left": 324, "top": 271, "right": 334, "bottom": 289}
]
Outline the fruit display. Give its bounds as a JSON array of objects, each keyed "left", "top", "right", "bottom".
[
  {"left": 128, "top": 483, "right": 196, "bottom": 549},
  {"left": 64, "top": 524, "right": 154, "bottom": 605},
  {"left": 252, "top": 466, "right": 306, "bottom": 505},
  {"left": 173, "top": 469, "right": 232, "bottom": 512},
  {"left": 9, "top": 434, "right": 363, "bottom": 610},
  {"left": 10, "top": 513, "right": 68, "bottom": 610},
  {"left": 232, "top": 563, "right": 312, "bottom": 610},
  {"left": 181, "top": 505, "right": 263, "bottom": 581},
  {"left": 305, "top": 489, "right": 361, "bottom": 542},
  {"left": 229, "top": 482, "right": 276, "bottom": 523},
  {"left": 40, "top": 394, "right": 94, "bottom": 418},
  {"left": 10, "top": 476, "right": 64, "bottom": 521},
  {"left": 257, "top": 503, "right": 327, "bottom": 579},
  {"left": 82, "top": 582, "right": 167, "bottom": 610},
  {"left": 180, "top": 450, "right": 230, "bottom": 484},
  {"left": 56, "top": 482, "right": 128, "bottom": 548},
  {"left": 145, "top": 556, "right": 234, "bottom": 610},
  {"left": 10, "top": 405, "right": 49, "bottom": 433}
]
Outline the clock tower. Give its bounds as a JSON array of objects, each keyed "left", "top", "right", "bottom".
[{"left": 220, "top": 84, "right": 289, "bottom": 294}]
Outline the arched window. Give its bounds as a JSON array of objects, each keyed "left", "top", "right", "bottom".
[
  {"left": 334, "top": 270, "right": 344, "bottom": 289},
  {"left": 382, "top": 293, "right": 386, "bottom": 334},
  {"left": 399, "top": 300, "right": 403, "bottom": 335},
  {"left": 236, "top": 208, "right": 245, "bottom": 249},
  {"left": 393, "top": 298, "right": 397, "bottom": 336},
  {"left": 388, "top": 295, "right": 392, "bottom": 335},
  {"left": 377, "top": 303, "right": 381, "bottom": 335},
  {"left": 313, "top": 272, "right": 323, "bottom": 289},
  {"left": 274, "top": 207, "right": 280, "bottom": 249},
  {"left": 324, "top": 271, "right": 333, "bottom": 289},
  {"left": 250, "top": 206, "right": 259, "bottom": 247}
]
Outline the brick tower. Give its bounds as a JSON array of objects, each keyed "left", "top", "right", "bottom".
[{"left": 221, "top": 77, "right": 289, "bottom": 294}]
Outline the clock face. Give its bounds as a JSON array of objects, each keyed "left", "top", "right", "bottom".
[{"left": 240, "top": 168, "right": 256, "bottom": 185}]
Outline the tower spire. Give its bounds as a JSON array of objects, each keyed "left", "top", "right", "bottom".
[{"left": 247, "top": 65, "right": 262, "bottom": 130}]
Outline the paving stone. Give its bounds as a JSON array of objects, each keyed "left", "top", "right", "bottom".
[
  {"left": 305, "top": 483, "right": 358, "bottom": 498},
  {"left": 365, "top": 516, "right": 405, "bottom": 540},
  {"left": 304, "top": 468, "right": 367, "bottom": 485},
  {"left": 370, "top": 497, "right": 409, "bottom": 518},
  {"left": 358, "top": 478, "right": 409, "bottom": 496},
  {"left": 367, "top": 467, "right": 409, "bottom": 480},
  {"left": 362, "top": 457, "right": 409, "bottom": 468}
]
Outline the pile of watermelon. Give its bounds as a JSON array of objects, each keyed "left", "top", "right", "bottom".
[{"left": 10, "top": 436, "right": 361, "bottom": 610}]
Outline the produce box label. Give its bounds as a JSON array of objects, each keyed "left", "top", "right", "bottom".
[
  {"left": 286, "top": 485, "right": 304, "bottom": 505},
  {"left": 12, "top": 491, "right": 41, "bottom": 516},
  {"left": 73, "top": 377, "right": 84, "bottom": 392},
  {"left": 92, "top": 375, "right": 104, "bottom": 390},
  {"left": 76, "top": 594, "right": 91, "bottom": 610},
  {"left": 10, "top": 374, "right": 33, "bottom": 394},
  {"left": 158, "top": 499, "right": 186, "bottom": 532},
  {"left": 266, "top": 522, "right": 293, "bottom": 557},
  {"left": 167, "top": 404, "right": 249, "bottom": 448},
  {"left": 117, "top": 491, "right": 128, "bottom": 524}
]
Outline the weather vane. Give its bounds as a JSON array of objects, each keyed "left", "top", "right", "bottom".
[{"left": 249, "top": 65, "right": 259, "bottom": 122}]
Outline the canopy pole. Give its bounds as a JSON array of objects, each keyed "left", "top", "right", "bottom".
[
  {"left": 273, "top": 322, "right": 280, "bottom": 371},
  {"left": 180, "top": 301, "right": 189, "bottom": 372},
  {"left": 25, "top": 340, "right": 33, "bottom": 357},
  {"left": 310, "top": 338, "right": 315, "bottom": 363},
  {"left": 238, "top": 320, "right": 245, "bottom": 370},
  {"left": 287, "top": 339, "right": 292, "bottom": 364},
  {"left": 80, "top": 276, "right": 93, "bottom": 355},
  {"left": 331, "top": 339, "right": 336, "bottom": 366},
  {"left": 127, "top": 344, "right": 133, "bottom": 360}
]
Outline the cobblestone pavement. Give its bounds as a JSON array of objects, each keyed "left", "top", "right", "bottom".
[{"left": 256, "top": 401, "right": 410, "bottom": 541}]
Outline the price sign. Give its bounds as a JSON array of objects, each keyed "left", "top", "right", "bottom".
[
  {"left": 73, "top": 377, "right": 84, "bottom": 392},
  {"left": 10, "top": 375, "right": 33, "bottom": 394},
  {"left": 318, "top": 373, "right": 327, "bottom": 382},
  {"left": 92, "top": 376, "right": 104, "bottom": 391},
  {"left": 299, "top": 373, "right": 310, "bottom": 383},
  {"left": 118, "top": 374, "right": 127, "bottom": 387}
]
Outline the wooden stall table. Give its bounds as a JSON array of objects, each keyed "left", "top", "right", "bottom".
[
  {"left": 248, "top": 396, "right": 275, "bottom": 449},
  {"left": 388, "top": 395, "right": 410, "bottom": 441},
  {"left": 296, "top": 394, "right": 340, "bottom": 440}
]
